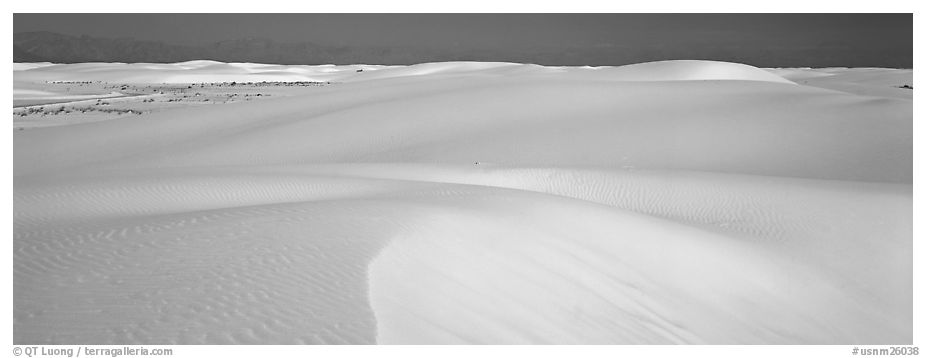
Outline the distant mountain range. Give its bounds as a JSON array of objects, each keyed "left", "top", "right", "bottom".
[
  {"left": 13, "top": 31, "right": 913, "bottom": 68},
  {"left": 13, "top": 31, "right": 464, "bottom": 65}
]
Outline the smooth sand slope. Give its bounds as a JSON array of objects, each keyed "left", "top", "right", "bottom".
[{"left": 13, "top": 60, "right": 912, "bottom": 344}]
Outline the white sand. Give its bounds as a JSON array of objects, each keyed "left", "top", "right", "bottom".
[{"left": 13, "top": 60, "right": 912, "bottom": 344}]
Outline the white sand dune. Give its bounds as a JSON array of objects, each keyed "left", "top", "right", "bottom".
[
  {"left": 13, "top": 60, "right": 912, "bottom": 344},
  {"left": 15, "top": 59, "right": 793, "bottom": 85},
  {"left": 13, "top": 62, "right": 56, "bottom": 71},
  {"left": 768, "top": 67, "right": 913, "bottom": 99},
  {"left": 13, "top": 91, "right": 128, "bottom": 106},
  {"left": 569, "top": 60, "right": 796, "bottom": 84},
  {"left": 14, "top": 60, "right": 382, "bottom": 84}
]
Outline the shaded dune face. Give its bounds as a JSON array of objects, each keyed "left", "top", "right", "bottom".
[
  {"left": 15, "top": 199, "right": 396, "bottom": 344},
  {"left": 13, "top": 60, "right": 912, "bottom": 344}
]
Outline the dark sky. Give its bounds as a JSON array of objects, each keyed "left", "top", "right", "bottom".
[{"left": 13, "top": 13, "right": 913, "bottom": 67}]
